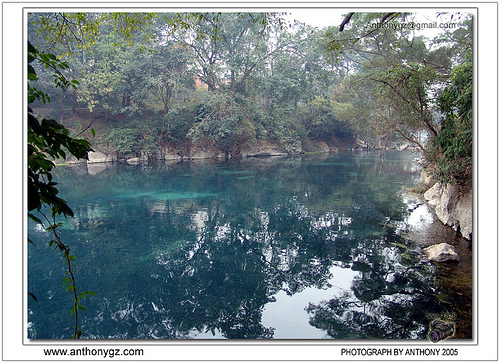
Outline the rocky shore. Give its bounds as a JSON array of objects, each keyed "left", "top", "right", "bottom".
[
  {"left": 411, "top": 169, "right": 473, "bottom": 340},
  {"left": 420, "top": 170, "right": 473, "bottom": 241}
]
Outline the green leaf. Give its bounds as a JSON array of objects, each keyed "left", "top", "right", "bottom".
[
  {"left": 28, "top": 213, "right": 43, "bottom": 224},
  {"left": 79, "top": 290, "right": 98, "bottom": 300},
  {"left": 28, "top": 292, "right": 38, "bottom": 302},
  {"left": 28, "top": 237, "right": 38, "bottom": 247},
  {"left": 62, "top": 277, "right": 71, "bottom": 285},
  {"left": 28, "top": 66, "right": 38, "bottom": 80}
]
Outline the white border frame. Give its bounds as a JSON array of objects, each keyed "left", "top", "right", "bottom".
[{"left": 2, "top": 1, "right": 497, "bottom": 361}]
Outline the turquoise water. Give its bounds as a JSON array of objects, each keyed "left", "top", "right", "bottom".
[{"left": 28, "top": 151, "right": 446, "bottom": 339}]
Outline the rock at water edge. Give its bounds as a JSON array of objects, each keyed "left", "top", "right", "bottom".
[
  {"left": 424, "top": 243, "right": 460, "bottom": 262},
  {"left": 423, "top": 182, "right": 441, "bottom": 207},
  {"left": 126, "top": 157, "right": 140, "bottom": 165},
  {"left": 88, "top": 151, "right": 110, "bottom": 164}
]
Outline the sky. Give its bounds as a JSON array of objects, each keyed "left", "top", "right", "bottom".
[
  {"left": 286, "top": 9, "right": 345, "bottom": 29},
  {"left": 286, "top": 9, "right": 471, "bottom": 38}
]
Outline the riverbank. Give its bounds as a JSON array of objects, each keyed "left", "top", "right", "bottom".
[
  {"left": 58, "top": 135, "right": 421, "bottom": 166},
  {"left": 420, "top": 170, "right": 473, "bottom": 241},
  {"left": 403, "top": 194, "right": 472, "bottom": 339},
  {"left": 403, "top": 167, "right": 473, "bottom": 340}
]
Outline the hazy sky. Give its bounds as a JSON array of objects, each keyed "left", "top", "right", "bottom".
[
  {"left": 287, "top": 9, "right": 345, "bottom": 29},
  {"left": 286, "top": 9, "right": 469, "bottom": 38}
]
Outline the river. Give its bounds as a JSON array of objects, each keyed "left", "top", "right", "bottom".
[{"left": 27, "top": 151, "right": 472, "bottom": 340}]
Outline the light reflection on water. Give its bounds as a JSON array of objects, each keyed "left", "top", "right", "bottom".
[
  {"left": 261, "top": 265, "right": 359, "bottom": 339},
  {"left": 28, "top": 151, "right": 463, "bottom": 339}
]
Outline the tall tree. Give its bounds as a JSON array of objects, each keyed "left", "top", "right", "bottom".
[
  {"left": 145, "top": 41, "right": 195, "bottom": 117},
  {"left": 323, "top": 12, "right": 472, "bottom": 154}
]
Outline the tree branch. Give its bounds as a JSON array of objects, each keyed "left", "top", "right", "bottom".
[
  {"left": 339, "top": 12, "right": 355, "bottom": 32},
  {"left": 394, "top": 127, "right": 427, "bottom": 155}
]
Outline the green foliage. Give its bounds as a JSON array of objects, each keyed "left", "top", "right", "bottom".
[
  {"left": 144, "top": 41, "right": 195, "bottom": 116},
  {"left": 300, "top": 96, "right": 355, "bottom": 141},
  {"left": 27, "top": 41, "right": 79, "bottom": 104},
  {"left": 187, "top": 92, "right": 256, "bottom": 155},
  {"left": 28, "top": 12, "right": 157, "bottom": 52},
  {"left": 28, "top": 11, "right": 472, "bottom": 171},
  {"left": 161, "top": 105, "right": 198, "bottom": 148},
  {"left": 28, "top": 42, "right": 92, "bottom": 217},
  {"left": 263, "top": 108, "right": 303, "bottom": 153},
  {"left": 322, "top": 12, "right": 472, "bottom": 159},
  {"left": 105, "top": 118, "right": 163, "bottom": 158},
  {"left": 28, "top": 12, "right": 358, "bottom": 159},
  {"left": 429, "top": 55, "right": 473, "bottom": 187}
]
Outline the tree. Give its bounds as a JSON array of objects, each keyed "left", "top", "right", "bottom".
[
  {"left": 299, "top": 96, "right": 354, "bottom": 142},
  {"left": 145, "top": 41, "right": 195, "bottom": 117},
  {"left": 429, "top": 52, "right": 473, "bottom": 187},
  {"left": 322, "top": 12, "right": 472, "bottom": 157},
  {"left": 167, "top": 13, "right": 285, "bottom": 93},
  {"left": 186, "top": 91, "right": 256, "bottom": 158}
]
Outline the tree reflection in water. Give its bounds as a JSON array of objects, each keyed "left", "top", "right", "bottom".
[
  {"left": 28, "top": 152, "right": 452, "bottom": 339},
  {"left": 307, "top": 237, "right": 440, "bottom": 339}
]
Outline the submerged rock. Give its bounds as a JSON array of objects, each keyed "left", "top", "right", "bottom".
[{"left": 424, "top": 243, "right": 460, "bottom": 262}]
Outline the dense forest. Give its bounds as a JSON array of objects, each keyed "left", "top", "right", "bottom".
[{"left": 28, "top": 11, "right": 472, "bottom": 186}]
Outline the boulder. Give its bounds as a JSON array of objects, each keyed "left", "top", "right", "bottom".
[
  {"left": 420, "top": 169, "right": 435, "bottom": 187},
  {"left": 126, "top": 157, "right": 140, "bottom": 164},
  {"left": 434, "top": 184, "right": 459, "bottom": 227},
  {"left": 88, "top": 151, "right": 111, "bottom": 164},
  {"left": 164, "top": 152, "right": 182, "bottom": 160},
  {"left": 423, "top": 182, "right": 473, "bottom": 240},
  {"left": 423, "top": 183, "right": 441, "bottom": 207},
  {"left": 315, "top": 141, "right": 330, "bottom": 153},
  {"left": 424, "top": 243, "right": 460, "bottom": 262},
  {"left": 242, "top": 146, "right": 287, "bottom": 157},
  {"left": 454, "top": 189, "right": 473, "bottom": 240}
]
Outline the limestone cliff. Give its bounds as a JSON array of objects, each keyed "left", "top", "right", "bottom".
[{"left": 421, "top": 171, "right": 473, "bottom": 240}]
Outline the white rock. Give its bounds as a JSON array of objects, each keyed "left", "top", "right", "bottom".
[
  {"left": 455, "top": 189, "right": 473, "bottom": 240},
  {"left": 88, "top": 151, "right": 109, "bottom": 163},
  {"left": 424, "top": 243, "right": 460, "bottom": 262},
  {"left": 435, "top": 184, "right": 458, "bottom": 228},
  {"left": 420, "top": 169, "right": 434, "bottom": 186},
  {"left": 423, "top": 183, "right": 441, "bottom": 207},
  {"left": 126, "top": 157, "right": 140, "bottom": 164},
  {"left": 423, "top": 182, "right": 473, "bottom": 240}
]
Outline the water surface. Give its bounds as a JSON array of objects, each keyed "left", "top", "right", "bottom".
[{"left": 28, "top": 151, "right": 465, "bottom": 339}]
